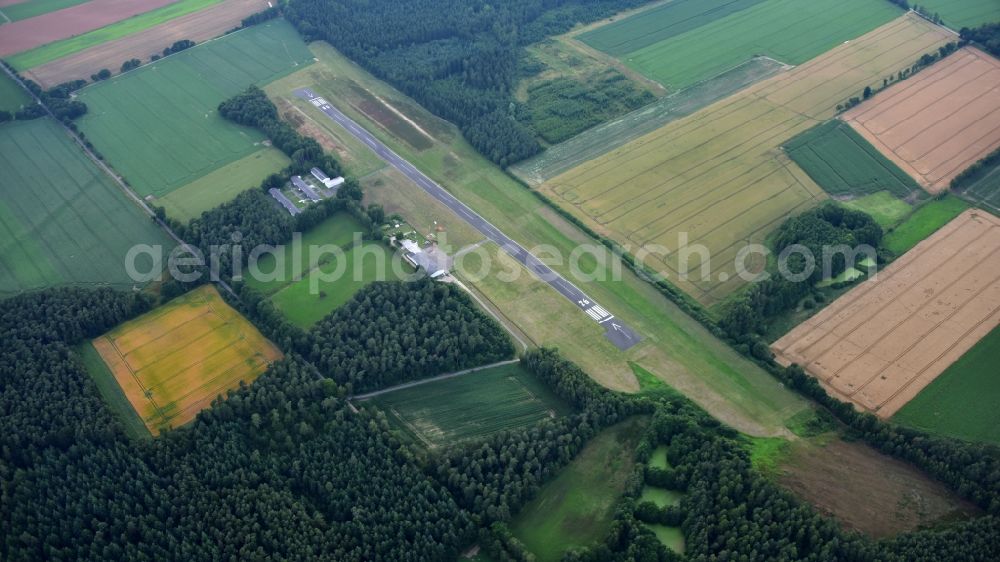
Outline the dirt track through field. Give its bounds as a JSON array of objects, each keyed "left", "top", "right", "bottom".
[
  {"left": 0, "top": 0, "right": 177, "bottom": 57},
  {"left": 772, "top": 209, "right": 1000, "bottom": 417},
  {"left": 843, "top": 47, "right": 1000, "bottom": 193},
  {"left": 23, "top": 0, "right": 268, "bottom": 88}
]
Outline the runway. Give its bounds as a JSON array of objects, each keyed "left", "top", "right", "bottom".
[{"left": 295, "top": 88, "right": 641, "bottom": 350}]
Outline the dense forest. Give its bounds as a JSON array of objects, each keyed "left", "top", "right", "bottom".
[
  {"left": 283, "top": 0, "right": 655, "bottom": 166},
  {"left": 3, "top": 286, "right": 1000, "bottom": 560}
]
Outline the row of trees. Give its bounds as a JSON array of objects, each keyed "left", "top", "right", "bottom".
[
  {"left": 283, "top": 0, "right": 655, "bottom": 166},
  {"left": 0, "top": 63, "right": 88, "bottom": 123}
]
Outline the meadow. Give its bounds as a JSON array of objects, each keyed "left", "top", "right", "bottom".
[
  {"left": 640, "top": 445, "right": 685, "bottom": 553},
  {"left": 842, "top": 191, "right": 913, "bottom": 229},
  {"left": 6, "top": 0, "right": 223, "bottom": 70},
  {"left": 542, "top": 14, "right": 952, "bottom": 305},
  {"left": 785, "top": 120, "right": 924, "bottom": 200},
  {"left": 511, "top": 417, "right": 648, "bottom": 561},
  {"left": 915, "top": 0, "right": 1000, "bottom": 28},
  {"left": 893, "top": 325, "right": 1000, "bottom": 446},
  {"left": 90, "top": 285, "right": 282, "bottom": 435},
  {"left": 267, "top": 41, "right": 812, "bottom": 437},
  {"left": 369, "top": 363, "right": 572, "bottom": 448},
  {"left": 0, "top": 0, "right": 91, "bottom": 22},
  {"left": 269, "top": 243, "right": 410, "bottom": 328},
  {"left": 0, "top": 70, "right": 30, "bottom": 113},
  {"left": 158, "top": 148, "right": 290, "bottom": 223},
  {"left": 883, "top": 195, "right": 970, "bottom": 255},
  {"left": 0, "top": 118, "right": 172, "bottom": 296},
  {"left": 591, "top": 0, "right": 903, "bottom": 89},
  {"left": 76, "top": 20, "right": 313, "bottom": 199}
]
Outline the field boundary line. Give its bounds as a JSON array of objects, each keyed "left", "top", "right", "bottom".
[{"left": 351, "top": 359, "right": 521, "bottom": 401}]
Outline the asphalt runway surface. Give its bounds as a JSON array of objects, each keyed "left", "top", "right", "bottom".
[{"left": 295, "top": 88, "right": 641, "bottom": 350}]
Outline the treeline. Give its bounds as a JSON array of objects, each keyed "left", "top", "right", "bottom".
[
  {"left": 951, "top": 145, "right": 1000, "bottom": 190},
  {"left": 0, "top": 64, "right": 87, "bottom": 123},
  {"left": 219, "top": 85, "right": 343, "bottom": 178},
  {"left": 837, "top": 41, "right": 959, "bottom": 112},
  {"left": 960, "top": 22, "right": 1000, "bottom": 58},
  {"left": 284, "top": 0, "right": 655, "bottom": 166}
]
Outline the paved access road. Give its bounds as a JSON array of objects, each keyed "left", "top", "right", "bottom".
[{"left": 295, "top": 88, "right": 641, "bottom": 350}]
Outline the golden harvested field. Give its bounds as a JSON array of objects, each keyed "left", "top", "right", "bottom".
[
  {"left": 843, "top": 47, "right": 1000, "bottom": 194},
  {"left": 92, "top": 285, "right": 282, "bottom": 435},
  {"left": 772, "top": 210, "right": 1000, "bottom": 418},
  {"left": 540, "top": 14, "right": 953, "bottom": 305},
  {"left": 23, "top": 0, "right": 269, "bottom": 88}
]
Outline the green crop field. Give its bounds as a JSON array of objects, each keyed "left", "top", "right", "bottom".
[
  {"left": 369, "top": 362, "right": 573, "bottom": 448},
  {"left": 0, "top": 118, "right": 172, "bottom": 296},
  {"left": 785, "top": 120, "right": 924, "bottom": 200},
  {"left": 883, "top": 195, "right": 970, "bottom": 256},
  {"left": 7, "top": 0, "right": 223, "bottom": 70},
  {"left": 960, "top": 160, "right": 1000, "bottom": 216},
  {"left": 915, "top": 0, "right": 1000, "bottom": 28},
  {"left": 578, "top": 0, "right": 766, "bottom": 56},
  {"left": 158, "top": 148, "right": 290, "bottom": 223},
  {"left": 599, "top": 0, "right": 902, "bottom": 89},
  {"left": 75, "top": 20, "right": 313, "bottom": 199},
  {"left": 893, "top": 325, "right": 1000, "bottom": 446},
  {"left": 842, "top": 191, "right": 913, "bottom": 229},
  {"left": 0, "top": 0, "right": 91, "bottom": 22},
  {"left": 512, "top": 417, "right": 648, "bottom": 561},
  {"left": 0, "top": 70, "right": 30, "bottom": 113},
  {"left": 270, "top": 243, "right": 411, "bottom": 328}
]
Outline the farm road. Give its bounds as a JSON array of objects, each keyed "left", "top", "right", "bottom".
[
  {"left": 295, "top": 88, "right": 641, "bottom": 350},
  {"left": 351, "top": 359, "right": 522, "bottom": 401}
]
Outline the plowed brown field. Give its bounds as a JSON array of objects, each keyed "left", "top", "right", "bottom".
[
  {"left": 23, "top": 0, "right": 268, "bottom": 88},
  {"left": 0, "top": 0, "right": 176, "bottom": 56},
  {"left": 843, "top": 47, "right": 1000, "bottom": 194},
  {"left": 772, "top": 209, "right": 1000, "bottom": 417}
]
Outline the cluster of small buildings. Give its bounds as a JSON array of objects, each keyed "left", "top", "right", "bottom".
[
  {"left": 398, "top": 238, "right": 448, "bottom": 279},
  {"left": 268, "top": 167, "right": 345, "bottom": 216}
]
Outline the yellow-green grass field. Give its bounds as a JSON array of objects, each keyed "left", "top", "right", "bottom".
[
  {"left": 76, "top": 20, "right": 313, "bottom": 199},
  {"left": 265, "top": 40, "right": 812, "bottom": 437},
  {"left": 511, "top": 417, "right": 649, "bottom": 561},
  {"left": 242, "top": 211, "right": 368, "bottom": 295},
  {"left": 269, "top": 242, "right": 411, "bottom": 328},
  {"left": 893, "top": 324, "right": 1000, "bottom": 446},
  {"left": 6, "top": 0, "right": 223, "bottom": 70},
  {"left": 91, "top": 285, "right": 282, "bottom": 435},
  {"left": 842, "top": 191, "right": 914, "bottom": 229},
  {"left": 158, "top": 148, "right": 290, "bottom": 223},
  {"left": 589, "top": 0, "right": 904, "bottom": 89},
  {"left": 640, "top": 445, "right": 685, "bottom": 553},
  {"left": 914, "top": 0, "right": 1000, "bottom": 28},
  {"left": 883, "top": 195, "right": 970, "bottom": 256},
  {"left": 542, "top": 14, "right": 953, "bottom": 306},
  {"left": 368, "top": 362, "right": 573, "bottom": 448},
  {"left": 0, "top": 0, "right": 91, "bottom": 23},
  {"left": 0, "top": 117, "right": 172, "bottom": 295},
  {"left": 0, "top": 69, "right": 30, "bottom": 113}
]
